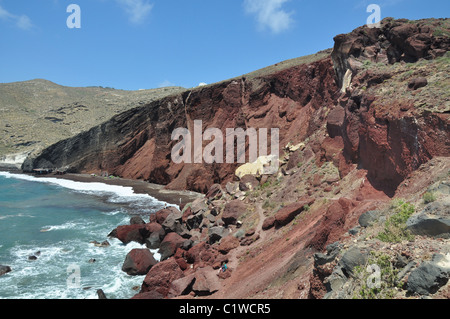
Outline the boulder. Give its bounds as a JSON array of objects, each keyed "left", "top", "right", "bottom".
[
  {"left": 130, "top": 216, "right": 146, "bottom": 225},
  {"left": 407, "top": 253, "right": 450, "bottom": 295},
  {"left": 151, "top": 207, "right": 178, "bottom": 225},
  {"left": 141, "top": 258, "right": 184, "bottom": 297},
  {"left": 238, "top": 175, "right": 259, "bottom": 191},
  {"left": 262, "top": 216, "right": 276, "bottom": 230},
  {"left": 168, "top": 273, "right": 196, "bottom": 297},
  {"left": 110, "top": 224, "right": 149, "bottom": 244},
  {"left": 406, "top": 201, "right": 450, "bottom": 237},
  {"left": 0, "top": 265, "right": 11, "bottom": 276},
  {"left": 159, "top": 232, "right": 187, "bottom": 261},
  {"left": 190, "top": 198, "right": 208, "bottom": 215},
  {"left": 192, "top": 267, "right": 221, "bottom": 296},
  {"left": 161, "top": 211, "right": 183, "bottom": 233},
  {"left": 338, "top": 247, "right": 369, "bottom": 277},
  {"left": 208, "top": 226, "right": 229, "bottom": 244},
  {"left": 358, "top": 210, "right": 381, "bottom": 227},
  {"left": 122, "top": 249, "right": 158, "bottom": 276},
  {"left": 218, "top": 236, "right": 240, "bottom": 254},
  {"left": 222, "top": 200, "right": 247, "bottom": 226},
  {"left": 275, "top": 198, "right": 315, "bottom": 227},
  {"left": 408, "top": 77, "right": 428, "bottom": 90},
  {"left": 186, "top": 212, "right": 204, "bottom": 230},
  {"left": 225, "top": 182, "right": 240, "bottom": 195}
]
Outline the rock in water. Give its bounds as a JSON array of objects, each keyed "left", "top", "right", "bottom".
[
  {"left": 122, "top": 249, "right": 158, "bottom": 276},
  {"left": 0, "top": 265, "right": 11, "bottom": 276}
]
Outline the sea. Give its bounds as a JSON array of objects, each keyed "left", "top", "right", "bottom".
[{"left": 0, "top": 171, "right": 173, "bottom": 299}]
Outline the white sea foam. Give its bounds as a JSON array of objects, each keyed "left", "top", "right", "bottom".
[{"left": 0, "top": 171, "right": 178, "bottom": 210}]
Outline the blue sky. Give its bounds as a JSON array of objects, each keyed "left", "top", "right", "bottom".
[{"left": 0, "top": 0, "right": 448, "bottom": 90}]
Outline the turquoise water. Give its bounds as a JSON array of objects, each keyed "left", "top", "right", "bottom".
[{"left": 0, "top": 172, "right": 169, "bottom": 299}]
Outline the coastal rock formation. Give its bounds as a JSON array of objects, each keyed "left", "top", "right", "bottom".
[{"left": 22, "top": 18, "right": 450, "bottom": 300}]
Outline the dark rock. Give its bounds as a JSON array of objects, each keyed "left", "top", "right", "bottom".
[
  {"left": 406, "top": 201, "right": 450, "bottom": 237},
  {"left": 159, "top": 232, "right": 187, "bottom": 260},
  {"left": 407, "top": 254, "right": 450, "bottom": 295},
  {"left": 161, "top": 211, "right": 183, "bottom": 233},
  {"left": 208, "top": 226, "right": 229, "bottom": 244},
  {"left": 145, "top": 232, "right": 162, "bottom": 249},
  {"left": 339, "top": 247, "right": 369, "bottom": 277},
  {"left": 238, "top": 175, "right": 259, "bottom": 191},
  {"left": 358, "top": 210, "right": 381, "bottom": 227},
  {"left": 348, "top": 226, "right": 360, "bottom": 235},
  {"left": 122, "top": 248, "right": 158, "bottom": 276},
  {"left": 186, "top": 212, "right": 203, "bottom": 230},
  {"left": 97, "top": 289, "right": 107, "bottom": 299},
  {"left": 28, "top": 255, "right": 37, "bottom": 261},
  {"left": 0, "top": 265, "right": 11, "bottom": 276}
]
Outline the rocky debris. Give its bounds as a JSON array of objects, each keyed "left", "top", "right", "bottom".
[
  {"left": 406, "top": 201, "right": 450, "bottom": 237},
  {"left": 314, "top": 242, "right": 341, "bottom": 266},
  {"left": 275, "top": 198, "right": 315, "bottom": 227},
  {"left": 222, "top": 200, "right": 247, "bottom": 226},
  {"left": 205, "top": 184, "right": 223, "bottom": 201},
  {"left": 407, "top": 253, "right": 450, "bottom": 295},
  {"left": 0, "top": 265, "right": 11, "bottom": 276},
  {"left": 122, "top": 249, "right": 158, "bottom": 276}
]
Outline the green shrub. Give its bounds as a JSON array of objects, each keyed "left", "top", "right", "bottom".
[
  {"left": 377, "top": 200, "right": 415, "bottom": 243},
  {"left": 422, "top": 191, "right": 436, "bottom": 204},
  {"left": 353, "top": 252, "right": 400, "bottom": 299}
]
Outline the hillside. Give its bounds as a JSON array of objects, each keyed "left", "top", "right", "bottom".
[
  {"left": 0, "top": 79, "right": 185, "bottom": 167},
  {"left": 18, "top": 17, "right": 450, "bottom": 299}
]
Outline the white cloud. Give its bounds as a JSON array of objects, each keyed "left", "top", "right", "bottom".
[
  {"left": 115, "top": 0, "right": 154, "bottom": 25},
  {"left": 244, "top": 0, "right": 294, "bottom": 34},
  {"left": 0, "top": 5, "right": 33, "bottom": 30}
]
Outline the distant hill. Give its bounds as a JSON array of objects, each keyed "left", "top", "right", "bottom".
[{"left": 0, "top": 79, "right": 185, "bottom": 166}]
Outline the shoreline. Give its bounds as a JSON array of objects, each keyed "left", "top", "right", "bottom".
[{"left": 0, "top": 169, "right": 204, "bottom": 208}]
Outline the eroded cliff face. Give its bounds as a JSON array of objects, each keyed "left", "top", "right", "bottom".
[
  {"left": 23, "top": 52, "right": 338, "bottom": 193},
  {"left": 24, "top": 18, "right": 449, "bottom": 199}
]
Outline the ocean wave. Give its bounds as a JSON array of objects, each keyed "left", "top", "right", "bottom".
[{"left": 0, "top": 171, "right": 178, "bottom": 210}]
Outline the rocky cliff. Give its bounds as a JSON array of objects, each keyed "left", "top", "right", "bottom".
[{"left": 22, "top": 18, "right": 450, "bottom": 299}]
